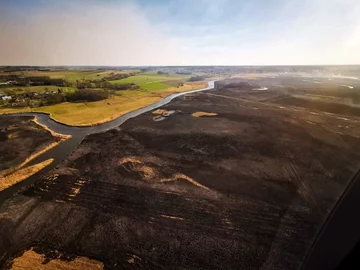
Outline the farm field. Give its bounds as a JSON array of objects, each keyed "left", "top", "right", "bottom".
[
  {"left": 110, "top": 74, "right": 181, "bottom": 84},
  {"left": 0, "top": 69, "right": 137, "bottom": 82},
  {"left": 0, "top": 82, "right": 208, "bottom": 126},
  {"left": 0, "top": 68, "right": 207, "bottom": 125},
  {"left": 109, "top": 73, "right": 189, "bottom": 90}
]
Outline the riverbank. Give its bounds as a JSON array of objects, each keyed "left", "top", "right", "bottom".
[
  {"left": 0, "top": 81, "right": 215, "bottom": 201},
  {"left": 0, "top": 116, "right": 71, "bottom": 191},
  {"left": 0, "top": 159, "right": 54, "bottom": 191},
  {"left": 0, "top": 82, "right": 207, "bottom": 126}
]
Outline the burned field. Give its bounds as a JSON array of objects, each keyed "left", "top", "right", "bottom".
[
  {"left": 0, "top": 116, "right": 70, "bottom": 191},
  {"left": 1, "top": 83, "right": 360, "bottom": 269},
  {"left": 0, "top": 116, "right": 59, "bottom": 173}
]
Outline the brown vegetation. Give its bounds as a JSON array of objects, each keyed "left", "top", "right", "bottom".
[
  {"left": 0, "top": 116, "right": 70, "bottom": 190},
  {"left": 152, "top": 109, "right": 169, "bottom": 115},
  {"left": 191, "top": 111, "right": 218, "bottom": 117},
  {"left": 0, "top": 116, "right": 62, "bottom": 175},
  {"left": 0, "top": 159, "right": 53, "bottom": 191},
  {"left": 10, "top": 248, "right": 103, "bottom": 270}
]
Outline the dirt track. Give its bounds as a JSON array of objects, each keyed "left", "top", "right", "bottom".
[{"left": 1, "top": 85, "right": 360, "bottom": 269}]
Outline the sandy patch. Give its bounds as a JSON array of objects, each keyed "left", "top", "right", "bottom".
[
  {"left": 68, "top": 187, "right": 80, "bottom": 197},
  {"left": 119, "top": 157, "right": 156, "bottom": 180},
  {"left": 119, "top": 157, "right": 142, "bottom": 165},
  {"left": 151, "top": 109, "right": 176, "bottom": 121},
  {"left": 10, "top": 248, "right": 103, "bottom": 270},
  {"left": 7, "top": 132, "right": 20, "bottom": 139},
  {"left": 152, "top": 109, "right": 169, "bottom": 115},
  {"left": 160, "top": 214, "right": 185, "bottom": 221},
  {"left": 6, "top": 125, "right": 18, "bottom": 131},
  {"left": 192, "top": 112, "right": 218, "bottom": 117},
  {"left": 160, "top": 173, "right": 210, "bottom": 191}
]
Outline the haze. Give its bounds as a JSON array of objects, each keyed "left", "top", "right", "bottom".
[{"left": 1, "top": 0, "right": 360, "bottom": 65}]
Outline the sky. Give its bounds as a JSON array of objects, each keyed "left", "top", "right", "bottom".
[{"left": 1, "top": 0, "right": 360, "bottom": 65}]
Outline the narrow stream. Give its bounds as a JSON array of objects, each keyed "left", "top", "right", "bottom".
[{"left": 0, "top": 81, "right": 215, "bottom": 203}]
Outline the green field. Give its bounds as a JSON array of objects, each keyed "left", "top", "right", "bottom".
[
  {"left": 110, "top": 74, "right": 183, "bottom": 84},
  {"left": 140, "top": 82, "right": 170, "bottom": 90},
  {"left": 0, "top": 86, "right": 76, "bottom": 94},
  {"left": 109, "top": 73, "right": 187, "bottom": 91},
  {"left": 0, "top": 69, "right": 138, "bottom": 82}
]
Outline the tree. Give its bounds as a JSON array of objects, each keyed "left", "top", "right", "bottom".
[{"left": 189, "top": 76, "right": 205, "bottom": 82}]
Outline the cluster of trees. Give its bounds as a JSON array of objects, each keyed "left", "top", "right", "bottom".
[
  {"left": 157, "top": 71, "right": 169, "bottom": 75},
  {"left": 74, "top": 72, "right": 138, "bottom": 90},
  {"left": 189, "top": 75, "right": 205, "bottom": 82},
  {"left": 2, "top": 92, "right": 65, "bottom": 107},
  {"left": 75, "top": 81, "right": 140, "bottom": 91},
  {"left": 102, "top": 72, "right": 136, "bottom": 81},
  {"left": 26, "top": 77, "right": 66, "bottom": 86},
  {"left": 92, "top": 81, "right": 138, "bottom": 90},
  {"left": 1, "top": 72, "right": 138, "bottom": 90},
  {"left": 1, "top": 71, "right": 143, "bottom": 109},
  {"left": 0, "top": 75, "right": 67, "bottom": 87},
  {"left": 66, "top": 89, "right": 110, "bottom": 102},
  {"left": 42, "top": 93, "right": 65, "bottom": 105},
  {"left": 76, "top": 82, "right": 94, "bottom": 89},
  {"left": 2, "top": 89, "right": 111, "bottom": 108},
  {"left": 176, "top": 71, "right": 192, "bottom": 75},
  {"left": 0, "top": 75, "right": 19, "bottom": 82},
  {"left": 102, "top": 83, "right": 139, "bottom": 91}
]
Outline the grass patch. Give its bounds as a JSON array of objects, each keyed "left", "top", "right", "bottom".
[
  {"left": 0, "top": 107, "right": 31, "bottom": 114},
  {"left": 109, "top": 74, "right": 183, "bottom": 85},
  {"left": 140, "top": 82, "right": 170, "bottom": 90},
  {"left": 32, "top": 96, "right": 162, "bottom": 126}
]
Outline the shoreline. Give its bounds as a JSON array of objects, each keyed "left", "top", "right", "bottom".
[
  {"left": 0, "top": 118, "right": 71, "bottom": 179},
  {"left": 0, "top": 81, "right": 214, "bottom": 197},
  {"left": 0, "top": 159, "right": 54, "bottom": 192},
  {"left": 0, "top": 83, "right": 208, "bottom": 127}
]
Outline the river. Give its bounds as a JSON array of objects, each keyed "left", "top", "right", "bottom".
[{"left": 0, "top": 81, "right": 215, "bottom": 203}]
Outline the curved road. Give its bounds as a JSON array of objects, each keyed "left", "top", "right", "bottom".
[{"left": 0, "top": 81, "right": 215, "bottom": 203}]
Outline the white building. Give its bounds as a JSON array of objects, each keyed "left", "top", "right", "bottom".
[{"left": 1, "top": 95, "right": 12, "bottom": 101}]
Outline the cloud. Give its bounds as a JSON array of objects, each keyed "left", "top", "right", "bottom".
[
  {"left": 0, "top": 1, "right": 186, "bottom": 65},
  {"left": 150, "top": 0, "right": 360, "bottom": 65},
  {"left": 1, "top": 0, "right": 360, "bottom": 65}
]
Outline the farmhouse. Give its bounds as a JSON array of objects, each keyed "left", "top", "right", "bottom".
[{"left": 0, "top": 95, "right": 12, "bottom": 101}]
